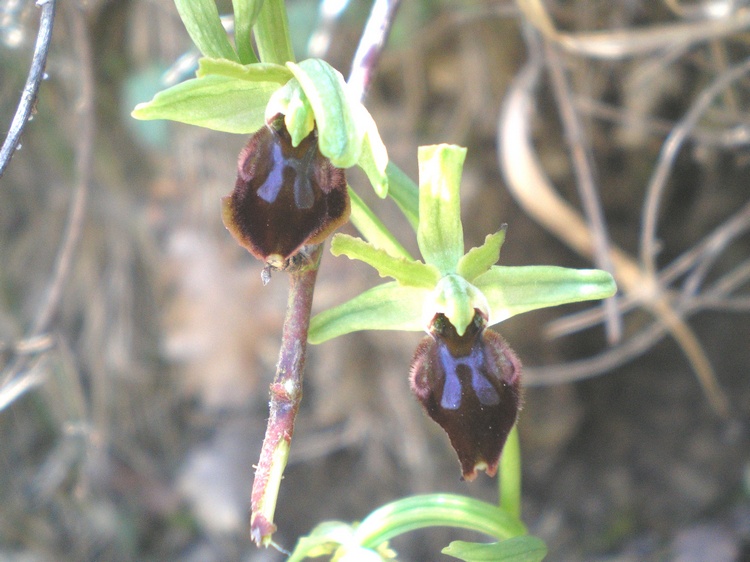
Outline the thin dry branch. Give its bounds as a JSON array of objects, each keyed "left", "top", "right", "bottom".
[
  {"left": 543, "top": 39, "right": 622, "bottom": 343},
  {"left": 497, "top": 23, "right": 749, "bottom": 415},
  {"left": 0, "top": 0, "right": 56, "bottom": 178},
  {"left": 0, "top": 2, "right": 93, "bottom": 411}
]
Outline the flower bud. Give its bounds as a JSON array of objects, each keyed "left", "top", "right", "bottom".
[
  {"left": 410, "top": 312, "right": 522, "bottom": 481},
  {"left": 222, "top": 117, "right": 350, "bottom": 269}
]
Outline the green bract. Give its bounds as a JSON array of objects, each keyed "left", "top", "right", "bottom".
[{"left": 309, "top": 144, "right": 617, "bottom": 343}]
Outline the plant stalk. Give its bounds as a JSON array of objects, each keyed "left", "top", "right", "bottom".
[
  {"left": 250, "top": 244, "right": 323, "bottom": 546},
  {"left": 249, "top": 0, "right": 401, "bottom": 547},
  {"left": 499, "top": 424, "right": 521, "bottom": 519}
]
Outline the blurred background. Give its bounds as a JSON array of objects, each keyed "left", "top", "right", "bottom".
[{"left": 1, "top": 0, "right": 749, "bottom": 560}]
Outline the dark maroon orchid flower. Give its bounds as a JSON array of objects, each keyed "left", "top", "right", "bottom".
[
  {"left": 222, "top": 117, "right": 349, "bottom": 271},
  {"left": 410, "top": 311, "right": 522, "bottom": 481}
]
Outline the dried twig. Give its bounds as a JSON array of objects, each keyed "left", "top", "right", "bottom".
[
  {"left": 547, "top": 200, "right": 750, "bottom": 337},
  {"left": 0, "top": 1, "right": 93, "bottom": 410},
  {"left": 516, "top": 0, "right": 750, "bottom": 59},
  {"left": 543, "top": 40, "right": 622, "bottom": 343},
  {"left": 497, "top": 23, "right": 742, "bottom": 415},
  {"left": 0, "top": 0, "right": 57, "bottom": 179},
  {"left": 640, "top": 55, "right": 750, "bottom": 278}
]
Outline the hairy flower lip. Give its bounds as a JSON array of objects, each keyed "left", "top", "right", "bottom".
[
  {"left": 222, "top": 117, "right": 349, "bottom": 268},
  {"left": 411, "top": 312, "right": 522, "bottom": 481}
]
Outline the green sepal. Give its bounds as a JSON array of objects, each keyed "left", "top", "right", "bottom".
[
  {"left": 356, "top": 108, "right": 389, "bottom": 198},
  {"left": 417, "top": 145, "right": 466, "bottom": 275},
  {"left": 308, "top": 282, "right": 426, "bottom": 344},
  {"left": 131, "top": 75, "right": 278, "bottom": 134},
  {"left": 353, "top": 494, "right": 526, "bottom": 548},
  {"left": 426, "top": 274, "right": 489, "bottom": 336},
  {"left": 286, "top": 59, "right": 364, "bottom": 168},
  {"left": 196, "top": 58, "right": 292, "bottom": 84},
  {"left": 457, "top": 227, "right": 506, "bottom": 282},
  {"left": 348, "top": 187, "right": 412, "bottom": 260},
  {"left": 385, "top": 161, "right": 419, "bottom": 230},
  {"left": 174, "top": 0, "right": 239, "bottom": 62},
  {"left": 331, "top": 234, "right": 439, "bottom": 288},
  {"left": 474, "top": 266, "right": 617, "bottom": 326},
  {"left": 442, "top": 536, "right": 548, "bottom": 562},
  {"left": 231, "top": 0, "right": 262, "bottom": 64},
  {"left": 253, "top": 0, "right": 294, "bottom": 64}
]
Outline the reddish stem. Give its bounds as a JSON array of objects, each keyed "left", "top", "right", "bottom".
[
  {"left": 250, "top": 244, "right": 323, "bottom": 545},
  {"left": 249, "top": 0, "right": 402, "bottom": 547}
]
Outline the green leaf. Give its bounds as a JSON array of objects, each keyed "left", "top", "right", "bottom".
[
  {"left": 331, "top": 234, "right": 439, "bottom": 288},
  {"left": 308, "top": 282, "right": 426, "bottom": 344},
  {"left": 174, "top": 0, "right": 239, "bottom": 62},
  {"left": 196, "top": 58, "right": 292, "bottom": 83},
  {"left": 287, "top": 59, "right": 364, "bottom": 168},
  {"left": 442, "top": 536, "right": 547, "bottom": 562},
  {"left": 348, "top": 187, "right": 412, "bottom": 260},
  {"left": 426, "top": 274, "right": 489, "bottom": 337},
  {"left": 131, "top": 75, "right": 278, "bottom": 134},
  {"left": 417, "top": 145, "right": 466, "bottom": 274},
  {"left": 386, "top": 161, "right": 419, "bottom": 230},
  {"left": 473, "top": 266, "right": 617, "bottom": 326},
  {"left": 457, "top": 228, "right": 506, "bottom": 282},
  {"left": 356, "top": 107, "right": 389, "bottom": 198},
  {"left": 231, "top": 0, "right": 262, "bottom": 64},
  {"left": 353, "top": 494, "right": 526, "bottom": 548},
  {"left": 287, "top": 521, "right": 355, "bottom": 562}
]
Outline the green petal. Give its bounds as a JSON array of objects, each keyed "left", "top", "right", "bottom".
[
  {"left": 456, "top": 227, "right": 507, "bottom": 282},
  {"left": 131, "top": 75, "right": 278, "bottom": 134},
  {"left": 331, "top": 234, "right": 439, "bottom": 288},
  {"left": 353, "top": 494, "right": 526, "bottom": 548},
  {"left": 308, "top": 283, "right": 426, "bottom": 344},
  {"left": 426, "top": 274, "right": 489, "bottom": 336},
  {"left": 231, "top": 0, "right": 262, "bottom": 64},
  {"left": 286, "top": 59, "right": 364, "bottom": 168},
  {"left": 348, "top": 187, "right": 412, "bottom": 260},
  {"left": 174, "top": 0, "right": 239, "bottom": 62},
  {"left": 196, "top": 58, "right": 291, "bottom": 83},
  {"left": 473, "top": 266, "right": 617, "bottom": 326},
  {"left": 442, "top": 536, "right": 547, "bottom": 562},
  {"left": 285, "top": 86, "right": 315, "bottom": 146},
  {"left": 417, "top": 145, "right": 466, "bottom": 274},
  {"left": 264, "top": 77, "right": 324, "bottom": 147}
]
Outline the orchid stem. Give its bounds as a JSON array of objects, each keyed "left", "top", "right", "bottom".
[
  {"left": 499, "top": 424, "right": 521, "bottom": 520},
  {"left": 250, "top": 244, "right": 323, "bottom": 546},
  {"left": 249, "top": 0, "right": 401, "bottom": 547}
]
